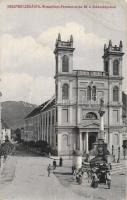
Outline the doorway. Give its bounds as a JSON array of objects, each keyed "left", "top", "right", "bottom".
[{"left": 88, "top": 133, "right": 97, "bottom": 151}]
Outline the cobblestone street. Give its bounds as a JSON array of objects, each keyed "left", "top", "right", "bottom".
[{"left": 0, "top": 149, "right": 127, "bottom": 200}]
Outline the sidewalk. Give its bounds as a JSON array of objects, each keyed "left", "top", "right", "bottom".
[{"left": 0, "top": 155, "right": 17, "bottom": 185}]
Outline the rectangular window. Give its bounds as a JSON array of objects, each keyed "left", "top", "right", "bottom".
[
  {"left": 62, "top": 109, "right": 68, "bottom": 123},
  {"left": 113, "top": 110, "right": 119, "bottom": 124}
]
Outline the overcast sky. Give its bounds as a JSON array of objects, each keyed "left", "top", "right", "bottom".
[{"left": 0, "top": 0, "right": 127, "bottom": 105}]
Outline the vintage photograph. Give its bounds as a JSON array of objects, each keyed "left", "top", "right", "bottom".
[{"left": 0, "top": 0, "right": 127, "bottom": 199}]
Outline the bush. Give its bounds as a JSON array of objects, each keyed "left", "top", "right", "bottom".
[
  {"left": 28, "top": 140, "right": 36, "bottom": 148},
  {"left": 0, "top": 141, "right": 14, "bottom": 156},
  {"left": 50, "top": 149, "right": 58, "bottom": 156},
  {"left": 22, "top": 139, "right": 58, "bottom": 155},
  {"left": 22, "top": 141, "right": 28, "bottom": 146},
  {"left": 35, "top": 140, "right": 48, "bottom": 148},
  {"left": 36, "top": 140, "right": 50, "bottom": 154}
]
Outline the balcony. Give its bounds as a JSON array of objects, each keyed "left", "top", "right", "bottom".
[
  {"left": 73, "top": 70, "right": 107, "bottom": 77},
  {"left": 108, "top": 101, "right": 123, "bottom": 107}
]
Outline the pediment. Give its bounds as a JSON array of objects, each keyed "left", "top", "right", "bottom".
[{"left": 79, "top": 121, "right": 100, "bottom": 129}]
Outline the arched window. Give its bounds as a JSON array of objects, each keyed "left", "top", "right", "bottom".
[
  {"left": 104, "top": 61, "right": 109, "bottom": 74},
  {"left": 62, "top": 84, "right": 69, "bottom": 99},
  {"left": 113, "top": 60, "right": 119, "bottom": 75},
  {"left": 87, "top": 86, "right": 91, "bottom": 101},
  {"left": 92, "top": 86, "right": 96, "bottom": 101},
  {"left": 113, "top": 86, "right": 119, "bottom": 102},
  {"left": 62, "top": 55, "right": 69, "bottom": 72},
  {"left": 86, "top": 112, "right": 98, "bottom": 120}
]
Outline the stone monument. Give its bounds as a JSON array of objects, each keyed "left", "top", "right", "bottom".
[{"left": 90, "top": 98, "right": 109, "bottom": 164}]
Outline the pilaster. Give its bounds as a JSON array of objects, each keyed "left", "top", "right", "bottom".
[
  {"left": 86, "top": 132, "right": 89, "bottom": 153},
  {"left": 79, "top": 132, "right": 82, "bottom": 151}
]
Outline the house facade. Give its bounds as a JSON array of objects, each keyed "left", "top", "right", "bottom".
[
  {"left": 24, "top": 35, "right": 125, "bottom": 156},
  {"left": 1, "top": 120, "right": 11, "bottom": 142}
]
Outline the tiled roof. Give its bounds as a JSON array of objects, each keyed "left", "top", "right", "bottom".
[
  {"left": 41, "top": 97, "right": 55, "bottom": 112},
  {"left": 25, "top": 96, "right": 55, "bottom": 119},
  {"left": 25, "top": 100, "right": 49, "bottom": 119}
]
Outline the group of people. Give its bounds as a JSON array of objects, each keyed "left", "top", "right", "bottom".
[
  {"left": 91, "top": 168, "right": 111, "bottom": 189},
  {"left": 47, "top": 157, "right": 63, "bottom": 177},
  {"left": 90, "top": 163, "right": 111, "bottom": 189},
  {"left": 73, "top": 162, "right": 111, "bottom": 189}
]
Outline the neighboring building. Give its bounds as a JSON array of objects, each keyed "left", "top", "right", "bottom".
[
  {"left": 1, "top": 120, "right": 11, "bottom": 142},
  {"left": 24, "top": 34, "right": 126, "bottom": 156},
  {"left": 122, "top": 92, "right": 127, "bottom": 124},
  {"left": 122, "top": 92, "right": 127, "bottom": 147}
]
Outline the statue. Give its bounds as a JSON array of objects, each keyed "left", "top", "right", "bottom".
[{"left": 98, "top": 98, "right": 105, "bottom": 117}]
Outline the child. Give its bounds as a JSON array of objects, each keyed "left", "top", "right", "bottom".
[{"left": 47, "top": 164, "right": 51, "bottom": 177}]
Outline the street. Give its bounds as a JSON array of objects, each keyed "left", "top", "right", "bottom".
[{"left": 0, "top": 147, "right": 127, "bottom": 200}]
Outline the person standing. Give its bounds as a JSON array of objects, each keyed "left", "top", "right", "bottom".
[
  {"left": 91, "top": 171, "right": 99, "bottom": 188},
  {"left": 106, "top": 170, "right": 111, "bottom": 189},
  {"left": 47, "top": 164, "right": 51, "bottom": 177},
  {"left": 53, "top": 160, "right": 56, "bottom": 169},
  {"left": 59, "top": 157, "right": 63, "bottom": 166}
]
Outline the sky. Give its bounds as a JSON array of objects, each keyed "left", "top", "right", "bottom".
[{"left": 0, "top": 0, "right": 127, "bottom": 105}]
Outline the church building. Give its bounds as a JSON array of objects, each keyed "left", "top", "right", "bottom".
[{"left": 24, "top": 34, "right": 125, "bottom": 156}]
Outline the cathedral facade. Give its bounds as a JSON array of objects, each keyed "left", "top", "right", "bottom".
[{"left": 24, "top": 34, "right": 125, "bottom": 156}]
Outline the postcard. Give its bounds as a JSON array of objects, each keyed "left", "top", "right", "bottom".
[{"left": 0, "top": 0, "right": 127, "bottom": 200}]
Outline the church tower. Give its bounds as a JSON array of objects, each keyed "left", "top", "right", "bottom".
[
  {"left": 54, "top": 34, "right": 75, "bottom": 108},
  {"left": 103, "top": 40, "right": 124, "bottom": 77},
  {"left": 103, "top": 41, "right": 124, "bottom": 153},
  {"left": 54, "top": 34, "right": 75, "bottom": 155},
  {"left": 54, "top": 33, "right": 75, "bottom": 75}
]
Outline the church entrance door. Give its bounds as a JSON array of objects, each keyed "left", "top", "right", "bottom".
[{"left": 88, "top": 132, "right": 97, "bottom": 151}]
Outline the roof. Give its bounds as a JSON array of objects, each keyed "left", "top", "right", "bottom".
[{"left": 25, "top": 96, "right": 55, "bottom": 119}]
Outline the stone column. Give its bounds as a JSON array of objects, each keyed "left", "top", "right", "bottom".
[
  {"left": 119, "top": 132, "right": 123, "bottom": 156},
  {"left": 70, "top": 107, "right": 73, "bottom": 126},
  {"left": 77, "top": 107, "right": 81, "bottom": 124},
  {"left": 83, "top": 134, "right": 85, "bottom": 151},
  {"left": 58, "top": 106, "right": 62, "bottom": 126},
  {"left": 43, "top": 114, "right": 45, "bottom": 141},
  {"left": 98, "top": 98, "right": 105, "bottom": 140},
  {"left": 79, "top": 132, "right": 82, "bottom": 151},
  {"left": 50, "top": 110, "right": 52, "bottom": 146},
  {"left": 41, "top": 114, "right": 43, "bottom": 140},
  {"left": 46, "top": 112, "right": 49, "bottom": 143},
  {"left": 98, "top": 112, "right": 105, "bottom": 140},
  {"left": 57, "top": 133, "right": 61, "bottom": 155},
  {"left": 69, "top": 80, "right": 73, "bottom": 102},
  {"left": 58, "top": 80, "right": 61, "bottom": 103},
  {"left": 86, "top": 132, "right": 89, "bottom": 153},
  {"left": 109, "top": 132, "right": 112, "bottom": 153}
]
